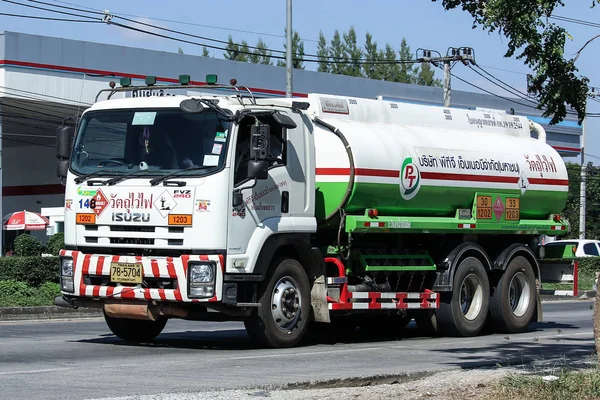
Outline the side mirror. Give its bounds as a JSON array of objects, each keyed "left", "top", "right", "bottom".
[
  {"left": 250, "top": 124, "right": 270, "bottom": 160},
  {"left": 56, "top": 125, "right": 73, "bottom": 159},
  {"left": 180, "top": 99, "right": 204, "bottom": 113},
  {"left": 273, "top": 113, "right": 297, "bottom": 129},
  {"left": 247, "top": 160, "right": 268, "bottom": 180},
  {"left": 57, "top": 159, "right": 69, "bottom": 179}
]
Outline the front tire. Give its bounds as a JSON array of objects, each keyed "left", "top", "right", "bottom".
[
  {"left": 436, "top": 257, "right": 490, "bottom": 336},
  {"left": 489, "top": 256, "right": 536, "bottom": 333},
  {"left": 104, "top": 313, "right": 167, "bottom": 342},
  {"left": 244, "top": 258, "right": 310, "bottom": 348}
]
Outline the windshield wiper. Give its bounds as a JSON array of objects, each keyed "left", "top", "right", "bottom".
[
  {"left": 74, "top": 169, "right": 118, "bottom": 184},
  {"left": 105, "top": 169, "right": 153, "bottom": 186},
  {"left": 149, "top": 166, "right": 211, "bottom": 186}
]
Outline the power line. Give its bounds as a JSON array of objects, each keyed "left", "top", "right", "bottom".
[
  {"left": 46, "top": 0, "right": 320, "bottom": 43},
  {"left": 0, "top": 11, "right": 101, "bottom": 22},
  {"left": 551, "top": 15, "right": 600, "bottom": 29},
  {"left": 469, "top": 64, "right": 538, "bottom": 105},
  {"left": 11, "top": 0, "right": 420, "bottom": 64},
  {"left": 2, "top": 0, "right": 97, "bottom": 20}
]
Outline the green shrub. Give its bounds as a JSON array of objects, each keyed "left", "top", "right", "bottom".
[
  {"left": 46, "top": 233, "right": 65, "bottom": 256},
  {"left": 0, "top": 256, "right": 59, "bottom": 287},
  {"left": 0, "top": 280, "right": 60, "bottom": 307},
  {"left": 13, "top": 234, "right": 43, "bottom": 257}
]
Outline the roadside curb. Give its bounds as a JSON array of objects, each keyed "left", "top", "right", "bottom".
[{"left": 0, "top": 306, "right": 103, "bottom": 321}]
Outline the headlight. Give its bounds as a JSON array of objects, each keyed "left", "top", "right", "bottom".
[
  {"left": 188, "top": 262, "right": 216, "bottom": 298},
  {"left": 190, "top": 264, "right": 214, "bottom": 283},
  {"left": 60, "top": 258, "right": 74, "bottom": 293},
  {"left": 61, "top": 258, "right": 74, "bottom": 277}
]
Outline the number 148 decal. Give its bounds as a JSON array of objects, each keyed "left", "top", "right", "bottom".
[{"left": 79, "top": 198, "right": 97, "bottom": 209}]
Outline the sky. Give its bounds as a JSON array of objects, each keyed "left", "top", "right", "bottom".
[{"left": 0, "top": 0, "right": 599, "bottom": 163}]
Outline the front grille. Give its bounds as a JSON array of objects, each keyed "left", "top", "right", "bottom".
[
  {"left": 111, "top": 226, "right": 155, "bottom": 233},
  {"left": 110, "top": 237, "right": 155, "bottom": 245},
  {"left": 80, "top": 224, "right": 185, "bottom": 248}
]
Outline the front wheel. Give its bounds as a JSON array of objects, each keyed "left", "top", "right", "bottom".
[
  {"left": 436, "top": 257, "right": 490, "bottom": 336},
  {"left": 244, "top": 258, "right": 310, "bottom": 348},
  {"left": 489, "top": 256, "right": 536, "bottom": 333},
  {"left": 104, "top": 313, "right": 167, "bottom": 342}
]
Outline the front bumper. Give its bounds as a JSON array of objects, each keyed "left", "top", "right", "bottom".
[{"left": 58, "top": 250, "right": 224, "bottom": 303}]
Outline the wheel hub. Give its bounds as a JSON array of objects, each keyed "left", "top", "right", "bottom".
[
  {"left": 271, "top": 276, "right": 302, "bottom": 330},
  {"left": 459, "top": 273, "right": 483, "bottom": 321},
  {"left": 508, "top": 271, "right": 530, "bottom": 317}
]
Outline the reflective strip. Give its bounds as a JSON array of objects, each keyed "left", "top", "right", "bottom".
[
  {"left": 458, "top": 224, "right": 476, "bottom": 229},
  {"left": 363, "top": 222, "right": 386, "bottom": 228}
]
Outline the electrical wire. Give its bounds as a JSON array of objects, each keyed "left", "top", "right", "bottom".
[
  {"left": 12, "top": 0, "right": 420, "bottom": 64},
  {"left": 470, "top": 64, "right": 538, "bottom": 105},
  {"left": 0, "top": 11, "right": 101, "bottom": 22},
  {"left": 46, "top": 0, "right": 321, "bottom": 43}
]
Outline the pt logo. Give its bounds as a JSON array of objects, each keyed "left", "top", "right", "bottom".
[{"left": 400, "top": 157, "right": 421, "bottom": 200}]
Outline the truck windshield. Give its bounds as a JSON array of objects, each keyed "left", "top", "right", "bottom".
[{"left": 70, "top": 108, "right": 230, "bottom": 178}]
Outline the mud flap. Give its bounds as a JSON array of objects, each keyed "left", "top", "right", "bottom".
[
  {"left": 311, "top": 274, "right": 330, "bottom": 323},
  {"left": 535, "top": 277, "right": 543, "bottom": 322}
]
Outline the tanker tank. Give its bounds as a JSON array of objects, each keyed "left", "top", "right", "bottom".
[{"left": 308, "top": 94, "right": 569, "bottom": 222}]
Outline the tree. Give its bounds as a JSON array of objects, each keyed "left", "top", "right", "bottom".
[
  {"left": 562, "top": 162, "right": 600, "bottom": 240},
  {"left": 398, "top": 38, "right": 417, "bottom": 84},
  {"left": 417, "top": 62, "right": 442, "bottom": 87},
  {"left": 439, "top": 0, "right": 593, "bottom": 125},
  {"left": 178, "top": 47, "right": 184, "bottom": 55},
  {"left": 202, "top": 46, "right": 210, "bottom": 57},
  {"left": 376, "top": 43, "right": 401, "bottom": 82},
  {"left": 223, "top": 35, "right": 249, "bottom": 62},
  {"left": 329, "top": 30, "right": 346, "bottom": 75},
  {"left": 277, "top": 29, "right": 305, "bottom": 69},
  {"left": 342, "top": 26, "right": 363, "bottom": 77},
  {"left": 317, "top": 31, "right": 330, "bottom": 73},
  {"left": 363, "top": 32, "right": 381, "bottom": 79},
  {"left": 250, "top": 38, "right": 272, "bottom": 65}
]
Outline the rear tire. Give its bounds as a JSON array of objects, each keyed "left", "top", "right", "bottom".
[
  {"left": 413, "top": 310, "right": 438, "bottom": 336},
  {"left": 436, "top": 257, "right": 490, "bottom": 336},
  {"left": 489, "top": 256, "right": 536, "bottom": 333},
  {"left": 244, "top": 258, "right": 310, "bottom": 348},
  {"left": 104, "top": 313, "right": 167, "bottom": 342}
]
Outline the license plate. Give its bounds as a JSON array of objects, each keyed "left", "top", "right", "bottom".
[{"left": 110, "top": 262, "right": 143, "bottom": 284}]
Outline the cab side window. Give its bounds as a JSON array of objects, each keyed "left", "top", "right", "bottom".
[
  {"left": 583, "top": 243, "right": 600, "bottom": 256},
  {"left": 234, "top": 115, "right": 286, "bottom": 186}
]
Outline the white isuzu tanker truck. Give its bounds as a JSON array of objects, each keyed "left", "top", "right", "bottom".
[{"left": 55, "top": 75, "right": 569, "bottom": 347}]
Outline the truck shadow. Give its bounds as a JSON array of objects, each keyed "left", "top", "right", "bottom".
[
  {"left": 72, "top": 320, "right": 585, "bottom": 351},
  {"left": 429, "top": 335, "right": 596, "bottom": 369}
]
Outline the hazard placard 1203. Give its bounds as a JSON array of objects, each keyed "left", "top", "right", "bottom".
[{"left": 505, "top": 197, "right": 520, "bottom": 221}]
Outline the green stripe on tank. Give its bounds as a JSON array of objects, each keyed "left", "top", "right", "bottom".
[{"left": 316, "top": 181, "right": 567, "bottom": 220}]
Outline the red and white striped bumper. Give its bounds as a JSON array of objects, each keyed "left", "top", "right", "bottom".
[
  {"left": 59, "top": 250, "right": 224, "bottom": 303},
  {"left": 328, "top": 291, "right": 439, "bottom": 310}
]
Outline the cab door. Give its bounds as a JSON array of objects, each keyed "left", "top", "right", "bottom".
[{"left": 225, "top": 110, "right": 314, "bottom": 274}]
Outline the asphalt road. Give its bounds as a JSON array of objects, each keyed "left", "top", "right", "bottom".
[{"left": 0, "top": 300, "right": 595, "bottom": 400}]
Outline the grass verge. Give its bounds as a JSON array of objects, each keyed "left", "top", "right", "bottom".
[{"left": 487, "top": 367, "right": 600, "bottom": 400}]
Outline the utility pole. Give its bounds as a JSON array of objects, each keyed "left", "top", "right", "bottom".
[
  {"left": 285, "top": 0, "right": 293, "bottom": 98},
  {"left": 444, "top": 61, "right": 451, "bottom": 107},
  {"left": 580, "top": 88, "right": 598, "bottom": 239},
  {"left": 416, "top": 47, "right": 474, "bottom": 108},
  {"left": 580, "top": 116, "right": 586, "bottom": 239}
]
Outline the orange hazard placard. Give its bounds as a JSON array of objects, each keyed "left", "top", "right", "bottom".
[{"left": 76, "top": 213, "right": 96, "bottom": 224}]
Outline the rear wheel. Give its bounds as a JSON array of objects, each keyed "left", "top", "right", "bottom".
[
  {"left": 104, "top": 313, "right": 167, "bottom": 342},
  {"left": 489, "top": 256, "right": 536, "bottom": 333},
  {"left": 244, "top": 258, "right": 310, "bottom": 348},
  {"left": 436, "top": 257, "right": 490, "bottom": 336},
  {"left": 413, "top": 310, "right": 438, "bottom": 336}
]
